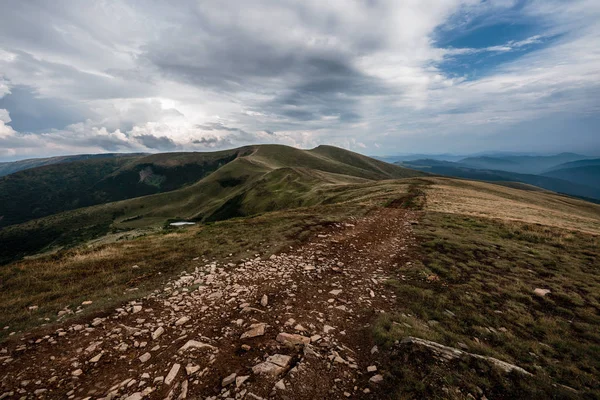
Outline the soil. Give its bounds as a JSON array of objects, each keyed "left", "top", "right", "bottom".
[{"left": 0, "top": 207, "right": 419, "bottom": 400}]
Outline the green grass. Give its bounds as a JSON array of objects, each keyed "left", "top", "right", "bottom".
[
  {"left": 0, "top": 197, "right": 380, "bottom": 341},
  {"left": 0, "top": 145, "right": 426, "bottom": 264},
  {"left": 375, "top": 209, "right": 600, "bottom": 398}
]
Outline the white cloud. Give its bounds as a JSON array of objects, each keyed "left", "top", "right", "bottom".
[{"left": 0, "top": 0, "right": 598, "bottom": 158}]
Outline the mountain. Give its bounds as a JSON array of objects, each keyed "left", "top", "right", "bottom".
[
  {"left": 375, "top": 154, "right": 466, "bottom": 163},
  {"left": 397, "top": 160, "right": 600, "bottom": 201},
  {"left": 542, "top": 165, "right": 600, "bottom": 189},
  {"left": 458, "top": 153, "right": 590, "bottom": 174},
  {"left": 0, "top": 144, "right": 425, "bottom": 263},
  {"left": 0, "top": 148, "right": 249, "bottom": 227},
  {"left": 0, "top": 153, "right": 147, "bottom": 177},
  {"left": 543, "top": 157, "right": 600, "bottom": 172}
]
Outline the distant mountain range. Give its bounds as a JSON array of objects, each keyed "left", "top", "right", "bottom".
[
  {"left": 397, "top": 154, "right": 600, "bottom": 202},
  {"left": 457, "top": 153, "right": 592, "bottom": 174}
]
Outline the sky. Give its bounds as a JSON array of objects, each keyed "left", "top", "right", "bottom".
[{"left": 0, "top": 0, "right": 599, "bottom": 161}]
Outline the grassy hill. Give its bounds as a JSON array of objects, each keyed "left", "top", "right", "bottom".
[
  {"left": 0, "top": 148, "right": 250, "bottom": 227},
  {"left": 0, "top": 153, "right": 147, "bottom": 177},
  {"left": 0, "top": 145, "right": 425, "bottom": 264}
]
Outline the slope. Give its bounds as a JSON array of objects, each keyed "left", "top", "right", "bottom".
[
  {"left": 0, "top": 148, "right": 250, "bottom": 227},
  {"left": 2, "top": 177, "right": 600, "bottom": 398},
  {"left": 0, "top": 153, "right": 148, "bottom": 177},
  {"left": 0, "top": 145, "right": 426, "bottom": 264}
]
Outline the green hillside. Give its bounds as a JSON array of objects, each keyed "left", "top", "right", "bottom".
[
  {"left": 0, "top": 148, "right": 250, "bottom": 227},
  {"left": 0, "top": 145, "right": 425, "bottom": 264},
  {"left": 0, "top": 153, "right": 147, "bottom": 177}
]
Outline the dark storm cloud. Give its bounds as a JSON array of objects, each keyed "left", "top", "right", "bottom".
[
  {"left": 195, "top": 122, "right": 246, "bottom": 133},
  {"left": 135, "top": 134, "right": 177, "bottom": 150},
  {"left": 0, "top": 85, "right": 94, "bottom": 132}
]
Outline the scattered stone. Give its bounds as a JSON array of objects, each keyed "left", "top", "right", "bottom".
[
  {"left": 329, "top": 289, "right": 342, "bottom": 296},
  {"left": 175, "top": 316, "right": 190, "bottom": 326},
  {"left": 260, "top": 294, "right": 268, "bottom": 307},
  {"left": 241, "top": 323, "right": 266, "bottom": 339},
  {"left": 165, "top": 363, "right": 181, "bottom": 385},
  {"left": 185, "top": 364, "right": 200, "bottom": 376},
  {"left": 252, "top": 354, "right": 291, "bottom": 376},
  {"left": 139, "top": 352, "right": 151, "bottom": 363},
  {"left": 71, "top": 369, "right": 83, "bottom": 377},
  {"left": 400, "top": 336, "right": 531, "bottom": 375},
  {"left": 534, "top": 288, "right": 551, "bottom": 297},
  {"left": 323, "top": 325, "right": 335, "bottom": 333},
  {"left": 89, "top": 353, "right": 102, "bottom": 363},
  {"left": 369, "top": 374, "right": 383, "bottom": 384},
  {"left": 276, "top": 332, "right": 310, "bottom": 346},
  {"left": 152, "top": 326, "right": 165, "bottom": 340},
  {"left": 367, "top": 365, "right": 377, "bottom": 372},
  {"left": 81, "top": 301, "right": 93, "bottom": 306},
  {"left": 222, "top": 373, "right": 236, "bottom": 387},
  {"left": 179, "top": 340, "right": 215, "bottom": 353},
  {"left": 275, "top": 379, "right": 286, "bottom": 390},
  {"left": 236, "top": 375, "right": 250, "bottom": 388}
]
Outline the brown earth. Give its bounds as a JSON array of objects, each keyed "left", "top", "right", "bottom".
[{"left": 0, "top": 207, "right": 419, "bottom": 400}]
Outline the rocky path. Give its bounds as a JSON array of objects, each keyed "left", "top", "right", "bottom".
[{"left": 1, "top": 208, "right": 418, "bottom": 400}]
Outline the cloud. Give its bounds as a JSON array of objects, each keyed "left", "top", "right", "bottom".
[
  {"left": 0, "top": 0, "right": 598, "bottom": 159},
  {"left": 134, "top": 134, "right": 177, "bottom": 150}
]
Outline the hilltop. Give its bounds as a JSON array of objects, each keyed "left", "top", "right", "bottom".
[{"left": 0, "top": 145, "right": 424, "bottom": 264}]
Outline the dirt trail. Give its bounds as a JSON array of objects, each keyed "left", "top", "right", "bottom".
[{"left": 1, "top": 208, "right": 418, "bottom": 400}]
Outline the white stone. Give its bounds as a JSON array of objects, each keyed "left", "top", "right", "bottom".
[
  {"left": 151, "top": 326, "right": 165, "bottom": 340},
  {"left": 222, "top": 373, "right": 236, "bottom": 387},
  {"left": 165, "top": 363, "right": 181, "bottom": 385},
  {"left": 179, "top": 340, "right": 215, "bottom": 353}
]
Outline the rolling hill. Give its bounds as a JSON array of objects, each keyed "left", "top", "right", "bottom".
[
  {"left": 458, "top": 153, "right": 590, "bottom": 174},
  {"left": 542, "top": 165, "right": 600, "bottom": 189},
  {"left": 0, "top": 148, "right": 250, "bottom": 227},
  {"left": 542, "top": 157, "right": 600, "bottom": 172},
  {"left": 0, "top": 144, "right": 425, "bottom": 264},
  {"left": 398, "top": 159, "right": 600, "bottom": 202},
  {"left": 0, "top": 153, "right": 147, "bottom": 177}
]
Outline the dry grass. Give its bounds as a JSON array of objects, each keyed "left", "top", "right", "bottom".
[
  {"left": 0, "top": 201, "right": 373, "bottom": 340},
  {"left": 375, "top": 180, "right": 600, "bottom": 398},
  {"left": 425, "top": 178, "right": 600, "bottom": 234}
]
